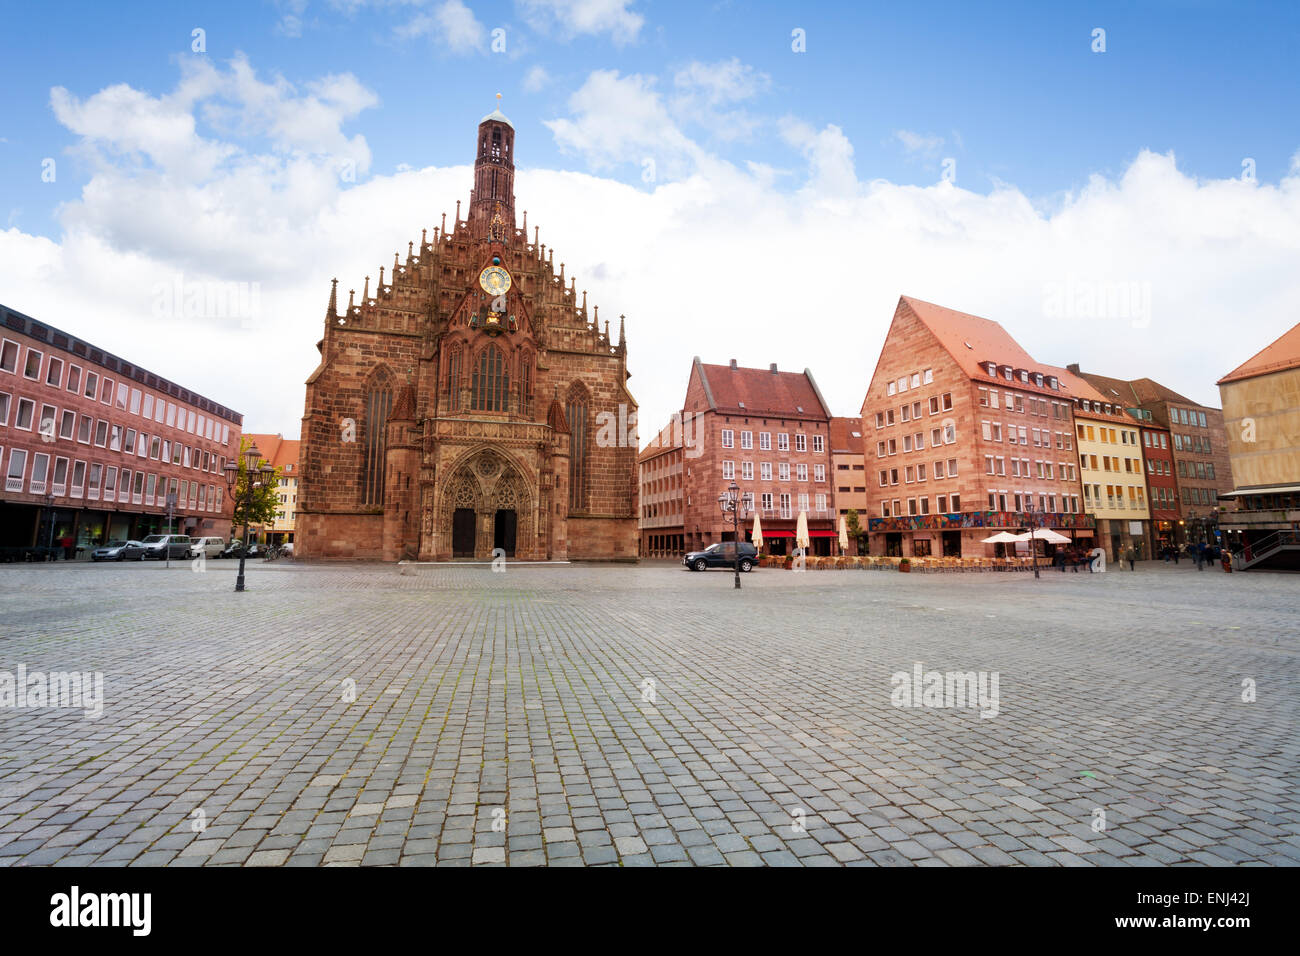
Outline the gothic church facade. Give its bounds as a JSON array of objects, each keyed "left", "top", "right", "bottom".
[{"left": 296, "top": 102, "right": 638, "bottom": 561}]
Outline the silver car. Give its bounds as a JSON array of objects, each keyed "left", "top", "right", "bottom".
[
  {"left": 92, "top": 539, "right": 145, "bottom": 562},
  {"left": 139, "top": 534, "right": 192, "bottom": 560}
]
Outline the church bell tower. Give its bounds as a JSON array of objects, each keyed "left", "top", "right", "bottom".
[{"left": 470, "top": 93, "right": 515, "bottom": 241}]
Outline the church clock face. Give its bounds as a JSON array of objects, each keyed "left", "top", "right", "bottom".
[{"left": 478, "top": 265, "right": 511, "bottom": 297}]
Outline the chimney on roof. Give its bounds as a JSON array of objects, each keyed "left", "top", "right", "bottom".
[
  {"left": 769, "top": 363, "right": 778, "bottom": 373},
  {"left": 729, "top": 359, "right": 738, "bottom": 370},
  {"left": 1066, "top": 363, "right": 1081, "bottom": 375}
]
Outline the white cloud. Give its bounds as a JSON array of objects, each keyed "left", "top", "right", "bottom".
[
  {"left": 894, "top": 129, "right": 944, "bottom": 154},
  {"left": 672, "top": 58, "right": 769, "bottom": 107},
  {"left": 523, "top": 65, "right": 551, "bottom": 93},
  {"left": 395, "top": 0, "right": 486, "bottom": 53},
  {"left": 779, "top": 118, "right": 859, "bottom": 198},
  {"left": 669, "top": 58, "right": 769, "bottom": 142},
  {"left": 518, "top": 0, "right": 644, "bottom": 45},
  {"left": 6, "top": 59, "right": 1300, "bottom": 451},
  {"left": 544, "top": 69, "right": 703, "bottom": 178}
]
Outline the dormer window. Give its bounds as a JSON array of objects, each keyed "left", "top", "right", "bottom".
[
  {"left": 1034, "top": 373, "right": 1043, "bottom": 387},
  {"left": 1019, "top": 370, "right": 1029, "bottom": 383},
  {"left": 986, "top": 362, "right": 996, "bottom": 376},
  {"left": 1003, "top": 367, "right": 1012, "bottom": 381},
  {"left": 1048, "top": 376, "right": 1058, "bottom": 390}
]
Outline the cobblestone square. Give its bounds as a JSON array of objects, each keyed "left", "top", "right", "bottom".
[{"left": 1, "top": 560, "right": 1296, "bottom": 867}]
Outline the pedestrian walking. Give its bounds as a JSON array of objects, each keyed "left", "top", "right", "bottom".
[
  {"left": 1194, "top": 543, "right": 1205, "bottom": 570},
  {"left": 1221, "top": 547, "right": 1233, "bottom": 573},
  {"left": 1126, "top": 546, "right": 1136, "bottom": 571}
]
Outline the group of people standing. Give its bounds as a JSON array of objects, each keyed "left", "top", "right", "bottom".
[{"left": 1160, "top": 541, "right": 1233, "bottom": 572}]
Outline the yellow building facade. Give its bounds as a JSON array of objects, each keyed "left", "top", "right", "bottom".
[
  {"left": 1216, "top": 321, "right": 1300, "bottom": 567},
  {"left": 1073, "top": 410, "right": 1152, "bottom": 558}
]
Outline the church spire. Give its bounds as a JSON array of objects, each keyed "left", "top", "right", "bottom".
[
  {"left": 327, "top": 277, "right": 338, "bottom": 318},
  {"left": 470, "top": 93, "right": 516, "bottom": 241}
]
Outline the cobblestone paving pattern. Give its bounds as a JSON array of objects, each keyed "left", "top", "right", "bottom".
[{"left": 0, "top": 560, "right": 1296, "bottom": 866}]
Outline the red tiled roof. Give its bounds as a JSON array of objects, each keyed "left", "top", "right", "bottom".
[
  {"left": 243, "top": 433, "right": 300, "bottom": 469},
  {"left": 899, "top": 296, "right": 1063, "bottom": 398},
  {"left": 1126, "top": 377, "right": 1198, "bottom": 408},
  {"left": 829, "top": 416, "right": 864, "bottom": 454},
  {"left": 1218, "top": 320, "right": 1300, "bottom": 384},
  {"left": 1042, "top": 365, "right": 1138, "bottom": 423},
  {"left": 1072, "top": 370, "right": 1142, "bottom": 406},
  {"left": 696, "top": 361, "right": 829, "bottom": 419}
]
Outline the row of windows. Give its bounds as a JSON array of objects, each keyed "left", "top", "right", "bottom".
[
  {"left": 1146, "top": 458, "right": 1172, "bottom": 476},
  {"left": 720, "top": 429, "right": 822, "bottom": 453},
  {"left": 1179, "top": 460, "right": 1217, "bottom": 480},
  {"left": 885, "top": 368, "right": 935, "bottom": 396},
  {"left": 1076, "top": 423, "right": 1140, "bottom": 445},
  {"left": 1083, "top": 484, "right": 1146, "bottom": 508},
  {"left": 1151, "top": 486, "right": 1177, "bottom": 509},
  {"left": 981, "top": 421, "right": 1074, "bottom": 450},
  {"left": 876, "top": 424, "right": 958, "bottom": 457},
  {"left": 1173, "top": 407, "right": 1209, "bottom": 428},
  {"left": 879, "top": 458, "right": 961, "bottom": 486},
  {"left": 0, "top": 391, "right": 228, "bottom": 475},
  {"left": 1080, "top": 454, "right": 1142, "bottom": 474},
  {"left": 2, "top": 446, "right": 223, "bottom": 512},
  {"left": 874, "top": 392, "right": 954, "bottom": 428},
  {"left": 721, "top": 460, "right": 826, "bottom": 482},
  {"left": 1173, "top": 433, "right": 1213, "bottom": 454},
  {"left": 755, "top": 492, "right": 828, "bottom": 514},
  {"left": 0, "top": 339, "right": 231, "bottom": 444},
  {"left": 982, "top": 362, "right": 1061, "bottom": 391},
  {"left": 879, "top": 493, "right": 960, "bottom": 517},
  {"left": 978, "top": 388, "right": 1071, "bottom": 419},
  {"left": 1142, "top": 430, "right": 1169, "bottom": 450},
  {"left": 985, "top": 456, "right": 1077, "bottom": 480},
  {"left": 983, "top": 491, "right": 1080, "bottom": 513}
]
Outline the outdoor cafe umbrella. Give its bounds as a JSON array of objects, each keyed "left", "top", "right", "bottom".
[
  {"left": 795, "top": 510, "right": 810, "bottom": 552},
  {"left": 838, "top": 514, "right": 849, "bottom": 554},
  {"left": 981, "top": 531, "right": 1023, "bottom": 544},
  {"left": 752, "top": 512, "right": 764, "bottom": 551},
  {"left": 1016, "top": 528, "right": 1071, "bottom": 545}
]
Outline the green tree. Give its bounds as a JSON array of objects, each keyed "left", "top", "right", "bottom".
[
  {"left": 845, "top": 509, "right": 863, "bottom": 554},
  {"left": 230, "top": 437, "right": 282, "bottom": 540}
]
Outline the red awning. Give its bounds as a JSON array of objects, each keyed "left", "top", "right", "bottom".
[
  {"left": 809, "top": 530, "right": 838, "bottom": 537},
  {"left": 762, "top": 530, "right": 795, "bottom": 537}
]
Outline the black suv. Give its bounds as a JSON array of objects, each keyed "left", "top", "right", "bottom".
[{"left": 683, "top": 542, "right": 758, "bottom": 572}]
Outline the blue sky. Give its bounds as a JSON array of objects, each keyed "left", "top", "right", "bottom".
[
  {"left": 5, "top": 0, "right": 1298, "bottom": 234},
  {"left": 1, "top": 0, "right": 1298, "bottom": 435}
]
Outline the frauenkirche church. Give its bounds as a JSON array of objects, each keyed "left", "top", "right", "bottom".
[{"left": 297, "top": 98, "right": 639, "bottom": 561}]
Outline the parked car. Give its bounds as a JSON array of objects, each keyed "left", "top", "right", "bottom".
[
  {"left": 139, "top": 534, "right": 192, "bottom": 560},
  {"left": 189, "top": 536, "right": 225, "bottom": 559},
  {"left": 683, "top": 541, "right": 758, "bottom": 572},
  {"left": 92, "top": 539, "right": 146, "bottom": 562},
  {"left": 219, "top": 540, "right": 263, "bottom": 559}
]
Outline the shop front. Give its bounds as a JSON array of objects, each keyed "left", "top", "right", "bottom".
[{"left": 868, "top": 511, "right": 1098, "bottom": 558}]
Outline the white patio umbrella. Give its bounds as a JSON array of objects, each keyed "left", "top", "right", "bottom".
[
  {"left": 838, "top": 515, "right": 849, "bottom": 554},
  {"left": 1016, "top": 528, "right": 1072, "bottom": 545},
  {"left": 981, "top": 531, "right": 1023, "bottom": 544},
  {"left": 752, "top": 513, "right": 764, "bottom": 551},
  {"left": 795, "top": 510, "right": 810, "bottom": 552}
]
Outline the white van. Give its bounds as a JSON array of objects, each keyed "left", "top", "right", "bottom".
[{"left": 190, "top": 536, "right": 226, "bottom": 559}]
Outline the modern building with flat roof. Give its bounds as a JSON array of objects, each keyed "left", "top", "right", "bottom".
[{"left": 0, "top": 303, "right": 242, "bottom": 558}]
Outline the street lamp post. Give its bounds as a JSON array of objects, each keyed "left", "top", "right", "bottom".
[
  {"left": 46, "top": 492, "right": 57, "bottom": 559},
  {"left": 223, "top": 442, "right": 274, "bottom": 593},
  {"left": 717, "top": 480, "right": 746, "bottom": 590},
  {"left": 1020, "top": 500, "right": 1040, "bottom": 579}
]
